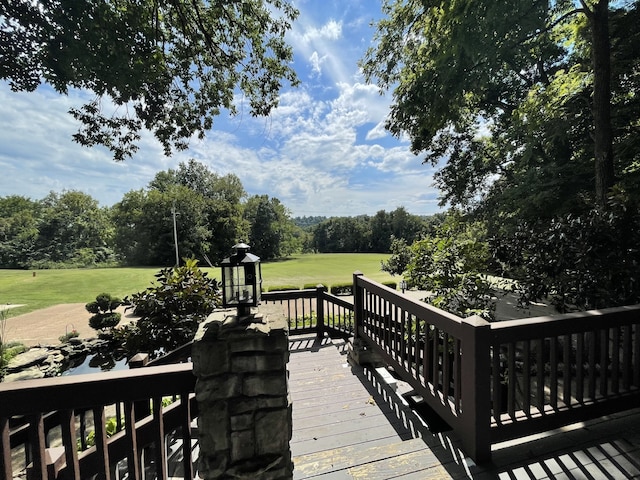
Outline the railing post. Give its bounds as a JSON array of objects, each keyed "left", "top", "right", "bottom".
[
  {"left": 353, "top": 271, "right": 364, "bottom": 340},
  {"left": 316, "top": 285, "right": 325, "bottom": 340},
  {"left": 460, "top": 315, "right": 492, "bottom": 464},
  {"left": 193, "top": 309, "right": 293, "bottom": 479}
]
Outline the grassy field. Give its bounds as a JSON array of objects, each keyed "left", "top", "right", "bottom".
[{"left": 0, "top": 253, "right": 393, "bottom": 317}]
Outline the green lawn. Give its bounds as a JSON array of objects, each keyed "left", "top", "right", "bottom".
[{"left": 0, "top": 253, "right": 393, "bottom": 317}]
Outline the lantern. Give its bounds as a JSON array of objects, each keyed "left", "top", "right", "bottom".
[{"left": 220, "top": 243, "right": 262, "bottom": 317}]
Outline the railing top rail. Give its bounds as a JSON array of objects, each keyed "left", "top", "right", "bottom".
[
  {"left": 355, "top": 274, "right": 464, "bottom": 332},
  {"left": 490, "top": 304, "right": 640, "bottom": 341},
  {"left": 0, "top": 363, "right": 195, "bottom": 417},
  {"left": 320, "top": 291, "right": 353, "bottom": 309}
]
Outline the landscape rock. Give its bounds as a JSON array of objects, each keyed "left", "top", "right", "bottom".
[
  {"left": 2, "top": 338, "right": 125, "bottom": 382},
  {"left": 6, "top": 348, "right": 51, "bottom": 372},
  {"left": 3, "top": 367, "right": 46, "bottom": 382}
]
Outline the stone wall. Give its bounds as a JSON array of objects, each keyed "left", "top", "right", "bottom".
[{"left": 192, "top": 309, "right": 292, "bottom": 479}]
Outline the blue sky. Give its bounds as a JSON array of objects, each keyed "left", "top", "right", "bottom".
[{"left": 0, "top": 0, "right": 443, "bottom": 217}]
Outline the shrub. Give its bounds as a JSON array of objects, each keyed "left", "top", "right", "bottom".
[
  {"left": 381, "top": 281, "right": 397, "bottom": 290},
  {"left": 86, "top": 293, "right": 122, "bottom": 333},
  {"left": 59, "top": 329, "right": 79, "bottom": 343},
  {"left": 330, "top": 282, "right": 353, "bottom": 296},
  {"left": 405, "top": 212, "right": 496, "bottom": 321},
  {"left": 120, "top": 259, "right": 221, "bottom": 358},
  {"left": 266, "top": 285, "right": 300, "bottom": 292},
  {"left": 493, "top": 190, "right": 640, "bottom": 312}
]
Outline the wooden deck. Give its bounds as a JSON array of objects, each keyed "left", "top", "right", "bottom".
[{"left": 288, "top": 334, "right": 640, "bottom": 479}]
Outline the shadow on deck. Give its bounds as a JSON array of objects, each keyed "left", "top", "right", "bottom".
[{"left": 288, "top": 334, "right": 640, "bottom": 479}]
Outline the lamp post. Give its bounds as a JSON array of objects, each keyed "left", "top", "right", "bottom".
[{"left": 220, "top": 243, "right": 262, "bottom": 319}]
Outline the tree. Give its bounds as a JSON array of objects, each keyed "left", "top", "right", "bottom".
[
  {"left": 493, "top": 190, "right": 640, "bottom": 312},
  {"left": 113, "top": 161, "right": 246, "bottom": 265},
  {"left": 405, "top": 212, "right": 496, "bottom": 321},
  {"left": 86, "top": 293, "right": 122, "bottom": 334},
  {"left": 113, "top": 186, "right": 211, "bottom": 265},
  {"left": 34, "top": 191, "right": 114, "bottom": 267},
  {"left": 361, "top": 0, "right": 639, "bottom": 214},
  {"left": 1, "top": 0, "right": 299, "bottom": 160},
  {"left": 0, "top": 196, "right": 40, "bottom": 268},
  {"left": 243, "top": 195, "right": 299, "bottom": 260}
]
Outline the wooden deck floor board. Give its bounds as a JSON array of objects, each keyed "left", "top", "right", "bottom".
[
  {"left": 287, "top": 333, "right": 640, "bottom": 479},
  {"left": 288, "top": 334, "right": 461, "bottom": 479}
]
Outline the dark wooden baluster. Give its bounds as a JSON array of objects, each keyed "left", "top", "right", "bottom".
[
  {"left": 576, "top": 332, "right": 584, "bottom": 403},
  {"left": 181, "top": 393, "right": 194, "bottom": 479},
  {"left": 588, "top": 331, "right": 597, "bottom": 399},
  {"left": 152, "top": 397, "right": 167, "bottom": 479},
  {"left": 563, "top": 335, "right": 571, "bottom": 407},
  {"left": 30, "top": 413, "right": 48, "bottom": 479},
  {"left": 612, "top": 326, "right": 620, "bottom": 394},
  {"left": 522, "top": 340, "right": 531, "bottom": 415},
  {"left": 124, "top": 401, "right": 141, "bottom": 480},
  {"left": 61, "top": 409, "right": 80, "bottom": 480},
  {"left": 508, "top": 342, "right": 516, "bottom": 418},
  {"left": 92, "top": 406, "right": 111, "bottom": 480},
  {"left": 600, "top": 328, "right": 609, "bottom": 397},
  {"left": 536, "top": 338, "right": 544, "bottom": 413},
  {"left": 492, "top": 344, "right": 502, "bottom": 421},
  {"left": 622, "top": 325, "right": 632, "bottom": 390},
  {"left": 550, "top": 337, "right": 558, "bottom": 410},
  {"left": 1, "top": 417, "right": 12, "bottom": 480}
]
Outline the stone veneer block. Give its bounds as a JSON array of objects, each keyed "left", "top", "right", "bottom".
[{"left": 193, "top": 308, "right": 293, "bottom": 480}]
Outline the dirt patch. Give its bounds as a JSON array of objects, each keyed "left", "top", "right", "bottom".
[{"left": 3, "top": 304, "right": 136, "bottom": 347}]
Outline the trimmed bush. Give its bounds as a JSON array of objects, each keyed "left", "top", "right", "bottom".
[
  {"left": 382, "top": 281, "right": 398, "bottom": 290},
  {"left": 266, "top": 285, "right": 300, "bottom": 292},
  {"left": 330, "top": 282, "right": 353, "bottom": 296},
  {"left": 86, "top": 293, "right": 122, "bottom": 333}
]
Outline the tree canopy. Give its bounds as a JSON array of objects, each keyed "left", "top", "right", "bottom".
[
  {"left": 361, "top": 0, "right": 640, "bottom": 221},
  {"left": 1, "top": 0, "right": 299, "bottom": 160}
]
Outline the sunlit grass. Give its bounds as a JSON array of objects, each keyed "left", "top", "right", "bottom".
[{"left": 0, "top": 253, "right": 394, "bottom": 316}]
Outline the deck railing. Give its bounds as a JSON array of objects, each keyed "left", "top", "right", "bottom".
[
  {"left": 262, "top": 285, "right": 354, "bottom": 338},
  {"left": 3, "top": 275, "right": 640, "bottom": 477},
  {"left": 352, "top": 272, "right": 640, "bottom": 462},
  {"left": 1, "top": 363, "right": 197, "bottom": 480}
]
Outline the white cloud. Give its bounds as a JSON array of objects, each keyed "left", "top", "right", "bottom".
[
  {"left": 299, "top": 19, "right": 342, "bottom": 44},
  {"left": 366, "top": 121, "right": 388, "bottom": 140},
  {"left": 309, "top": 51, "right": 328, "bottom": 76}
]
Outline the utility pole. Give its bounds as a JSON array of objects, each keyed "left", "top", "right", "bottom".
[{"left": 172, "top": 202, "right": 179, "bottom": 267}]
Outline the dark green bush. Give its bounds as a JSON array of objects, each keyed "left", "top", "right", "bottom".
[
  {"left": 86, "top": 293, "right": 122, "bottom": 333},
  {"left": 120, "top": 259, "right": 221, "bottom": 358},
  {"left": 266, "top": 285, "right": 300, "bottom": 292},
  {"left": 493, "top": 191, "right": 640, "bottom": 312},
  {"left": 330, "top": 282, "right": 353, "bottom": 296}
]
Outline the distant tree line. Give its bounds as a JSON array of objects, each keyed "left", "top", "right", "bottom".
[
  {"left": 307, "top": 208, "right": 441, "bottom": 253},
  {"left": 0, "top": 160, "right": 434, "bottom": 269}
]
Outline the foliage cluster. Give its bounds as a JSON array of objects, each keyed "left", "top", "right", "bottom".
[
  {"left": 493, "top": 191, "right": 640, "bottom": 312},
  {"left": 0, "top": 191, "right": 117, "bottom": 269},
  {"left": 86, "top": 293, "right": 122, "bottom": 333},
  {"left": 0, "top": 160, "right": 307, "bottom": 269},
  {"left": 311, "top": 207, "right": 437, "bottom": 253},
  {"left": 384, "top": 212, "right": 497, "bottom": 321},
  {"left": 361, "top": 1, "right": 640, "bottom": 316},
  {"left": 117, "top": 259, "right": 220, "bottom": 358},
  {"left": 1, "top": 0, "right": 299, "bottom": 161}
]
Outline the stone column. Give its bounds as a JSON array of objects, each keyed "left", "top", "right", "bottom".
[{"left": 192, "top": 309, "right": 292, "bottom": 479}]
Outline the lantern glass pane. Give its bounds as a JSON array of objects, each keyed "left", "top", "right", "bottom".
[{"left": 224, "top": 265, "right": 254, "bottom": 304}]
